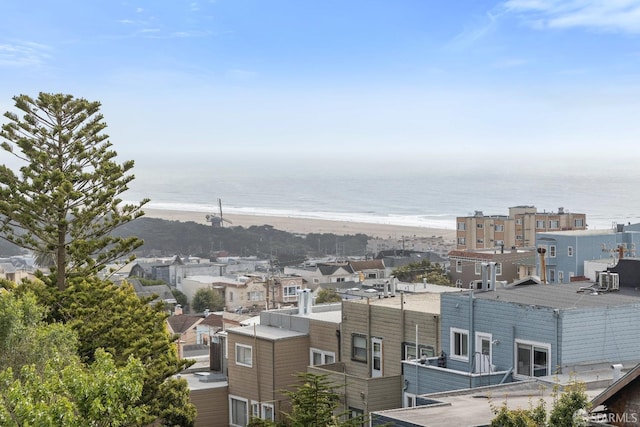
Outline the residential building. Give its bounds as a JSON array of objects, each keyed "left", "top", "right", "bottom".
[
  {"left": 402, "top": 281, "right": 640, "bottom": 397},
  {"left": 225, "top": 298, "right": 342, "bottom": 426},
  {"left": 284, "top": 261, "right": 359, "bottom": 285},
  {"left": 263, "top": 275, "right": 305, "bottom": 309},
  {"left": 535, "top": 223, "right": 640, "bottom": 284},
  {"left": 456, "top": 206, "right": 587, "bottom": 250},
  {"left": 309, "top": 289, "right": 458, "bottom": 415},
  {"left": 448, "top": 248, "right": 535, "bottom": 288},
  {"left": 590, "top": 362, "right": 640, "bottom": 425}
]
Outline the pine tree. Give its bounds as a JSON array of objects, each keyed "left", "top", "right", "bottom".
[{"left": 0, "top": 93, "right": 148, "bottom": 290}]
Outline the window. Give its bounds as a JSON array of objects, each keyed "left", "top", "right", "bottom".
[
  {"left": 477, "top": 223, "right": 484, "bottom": 229},
  {"left": 372, "top": 337, "right": 383, "bottom": 377},
  {"left": 549, "top": 269, "right": 555, "bottom": 283},
  {"left": 455, "top": 279, "right": 463, "bottom": 288},
  {"left": 235, "top": 344, "right": 252, "bottom": 367},
  {"left": 516, "top": 218, "right": 522, "bottom": 225},
  {"left": 229, "top": 396, "right": 248, "bottom": 427},
  {"left": 549, "top": 220, "right": 559, "bottom": 229},
  {"left": 516, "top": 235, "right": 523, "bottom": 241},
  {"left": 495, "top": 240, "right": 504, "bottom": 247},
  {"left": 455, "top": 260, "right": 462, "bottom": 273},
  {"left": 450, "top": 328, "right": 469, "bottom": 361},
  {"left": 229, "top": 291, "right": 234, "bottom": 302},
  {"left": 310, "top": 348, "right": 336, "bottom": 366},
  {"left": 495, "top": 263, "right": 502, "bottom": 276},
  {"left": 475, "top": 263, "right": 482, "bottom": 275},
  {"left": 336, "top": 277, "right": 346, "bottom": 282},
  {"left": 558, "top": 271, "right": 564, "bottom": 283},
  {"left": 457, "top": 237, "right": 466, "bottom": 245},
  {"left": 283, "top": 285, "right": 299, "bottom": 297},
  {"left": 536, "top": 220, "right": 546, "bottom": 229},
  {"left": 248, "top": 291, "right": 264, "bottom": 301},
  {"left": 495, "top": 224, "right": 504, "bottom": 232},
  {"left": 351, "top": 333, "right": 367, "bottom": 362},
  {"left": 568, "top": 246, "right": 574, "bottom": 257},
  {"left": 476, "top": 238, "right": 484, "bottom": 244},
  {"left": 549, "top": 245, "right": 556, "bottom": 257},
  {"left": 575, "top": 219, "right": 584, "bottom": 227},
  {"left": 516, "top": 341, "right": 550, "bottom": 377},
  {"left": 251, "top": 403, "right": 274, "bottom": 421},
  {"left": 349, "top": 407, "right": 365, "bottom": 426},
  {"left": 457, "top": 222, "right": 466, "bottom": 231},
  {"left": 404, "top": 343, "right": 436, "bottom": 360}
]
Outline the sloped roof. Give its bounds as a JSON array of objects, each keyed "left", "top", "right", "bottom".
[
  {"left": 200, "top": 313, "right": 223, "bottom": 328},
  {"left": 591, "top": 362, "right": 640, "bottom": 408},
  {"left": 318, "top": 263, "right": 354, "bottom": 275},
  {"left": 167, "top": 314, "right": 203, "bottom": 334},
  {"left": 349, "top": 259, "right": 385, "bottom": 271}
]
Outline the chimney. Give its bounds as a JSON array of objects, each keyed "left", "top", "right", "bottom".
[
  {"left": 612, "top": 364, "right": 623, "bottom": 382},
  {"left": 174, "top": 304, "right": 183, "bottom": 315},
  {"left": 489, "top": 262, "right": 497, "bottom": 291},
  {"left": 297, "top": 289, "right": 312, "bottom": 315},
  {"left": 391, "top": 276, "right": 397, "bottom": 296},
  {"left": 481, "top": 262, "right": 489, "bottom": 290}
]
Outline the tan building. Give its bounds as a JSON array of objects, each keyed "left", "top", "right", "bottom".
[
  {"left": 225, "top": 299, "right": 342, "bottom": 426},
  {"left": 448, "top": 248, "right": 536, "bottom": 288},
  {"left": 456, "top": 206, "right": 586, "bottom": 250},
  {"left": 310, "top": 291, "right": 448, "bottom": 415}
]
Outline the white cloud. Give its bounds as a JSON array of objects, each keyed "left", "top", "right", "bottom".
[
  {"left": 0, "top": 41, "right": 52, "bottom": 67},
  {"left": 503, "top": 0, "right": 640, "bottom": 33}
]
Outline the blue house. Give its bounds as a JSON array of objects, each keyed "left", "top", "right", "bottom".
[
  {"left": 536, "top": 223, "right": 640, "bottom": 284},
  {"left": 402, "top": 281, "right": 640, "bottom": 397}
]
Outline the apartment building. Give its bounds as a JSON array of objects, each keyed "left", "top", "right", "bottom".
[{"left": 456, "top": 206, "right": 587, "bottom": 250}]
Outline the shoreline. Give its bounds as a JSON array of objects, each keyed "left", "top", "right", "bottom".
[{"left": 143, "top": 208, "right": 456, "bottom": 241}]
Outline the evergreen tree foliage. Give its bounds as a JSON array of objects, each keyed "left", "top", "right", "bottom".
[
  {"left": 0, "top": 93, "right": 148, "bottom": 290},
  {"left": 20, "top": 276, "right": 196, "bottom": 426},
  {"left": 315, "top": 288, "right": 342, "bottom": 304},
  {"left": 0, "top": 349, "right": 146, "bottom": 427},
  {"left": 391, "top": 259, "right": 451, "bottom": 285},
  {"left": 281, "top": 372, "right": 367, "bottom": 427},
  {"left": 489, "top": 379, "right": 589, "bottom": 427},
  {"left": 0, "top": 291, "right": 148, "bottom": 426},
  {"left": 192, "top": 287, "right": 225, "bottom": 312}
]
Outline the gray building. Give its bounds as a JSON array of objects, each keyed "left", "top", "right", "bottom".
[{"left": 403, "top": 281, "right": 640, "bottom": 397}]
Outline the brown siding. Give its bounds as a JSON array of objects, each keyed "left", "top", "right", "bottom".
[
  {"left": 309, "top": 319, "right": 340, "bottom": 359},
  {"left": 273, "top": 336, "right": 311, "bottom": 419},
  {"left": 341, "top": 301, "right": 370, "bottom": 378},
  {"left": 191, "top": 386, "right": 229, "bottom": 427}
]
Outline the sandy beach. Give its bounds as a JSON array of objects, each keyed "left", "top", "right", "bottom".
[{"left": 143, "top": 208, "right": 456, "bottom": 241}]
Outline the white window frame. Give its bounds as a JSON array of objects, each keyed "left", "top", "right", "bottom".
[
  {"left": 549, "top": 269, "right": 556, "bottom": 283},
  {"left": 558, "top": 271, "right": 564, "bottom": 283},
  {"left": 575, "top": 219, "right": 584, "bottom": 227},
  {"left": 404, "top": 343, "right": 435, "bottom": 360},
  {"left": 536, "top": 220, "right": 545, "bottom": 229},
  {"left": 475, "top": 263, "right": 482, "bottom": 275},
  {"left": 310, "top": 348, "right": 336, "bottom": 366},
  {"left": 235, "top": 343, "right": 253, "bottom": 367},
  {"left": 371, "top": 337, "right": 383, "bottom": 378},
  {"left": 568, "top": 246, "right": 574, "bottom": 257},
  {"left": 229, "top": 395, "right": 249, "bottom": 427},
  {"left": 514, "top": 339, "right": 551, "bottom": 378},
  {"left": 495, "top": 224, "right": 504, "bottom": 232},
  {"left": 549, "top": 220, "right": 559, "bottom": 229},
  {"left": 549, "top": 245, "right": 556, "bottom": 258},
  {"left": 404, "top": 392, "right": 417, "bottom": 408},
  {"left": 352, "top": 333, "right": 367, "bottom": 362},
  {"left": 450, "top": 327, "right": 469, "bottom": 362},
  {"left": 458, "top": 237, "right": 466, "bottom": 245},
  {"left": 495, "top": 263, "right": 502, "bottom": 276},
  {"left": 261, "top": 403, "right": 275, "bottom": 421},
  {"left": 457, "top": 222, "right": 466, "bottom": 231},
  {"left": 455, "top": 260, "right": 462, "bottom": 273}
]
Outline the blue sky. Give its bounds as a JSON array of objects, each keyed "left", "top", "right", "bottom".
[{"left": 1, "top": 1, "right": 640, "bottom": 173}]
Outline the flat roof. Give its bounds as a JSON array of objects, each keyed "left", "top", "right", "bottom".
[
  {"left": 226, "top": 324, "right": 308, "bottom": 340},
  {"left": 373, "top": 380, "right": 604, "bottom": 427},
  {"left": 468, "top": 282, "right": 640, "bottom": 309},
  {"left": 177, "top": 372, "right": 228, "bottom": 391},
  {"left": 348, "top": 292, "right": 442, "bottom": 314},
  {"left": 537, "top": 229, "right": 614, "bottom": 237}
]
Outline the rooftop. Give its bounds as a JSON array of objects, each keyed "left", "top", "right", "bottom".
[
  {"left": 226, "top": 324, "right": 308, "bottom": 340},
  {"left": 348, "top": 291, "right": 442, "bottom": 313},
  {"left": 372, "top": 379, "right": 604, "bottom": 427},
  {"left": 468, "top": 282, "right": 640, "bottom": 309}
]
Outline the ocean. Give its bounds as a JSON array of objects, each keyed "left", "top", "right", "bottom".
[{"left": 124, "top": 160, "right": 640, "bottom": 232}]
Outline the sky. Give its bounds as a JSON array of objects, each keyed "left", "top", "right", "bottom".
[{"left": 1, "top": 0, "right": 640, "bottom": 174}]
